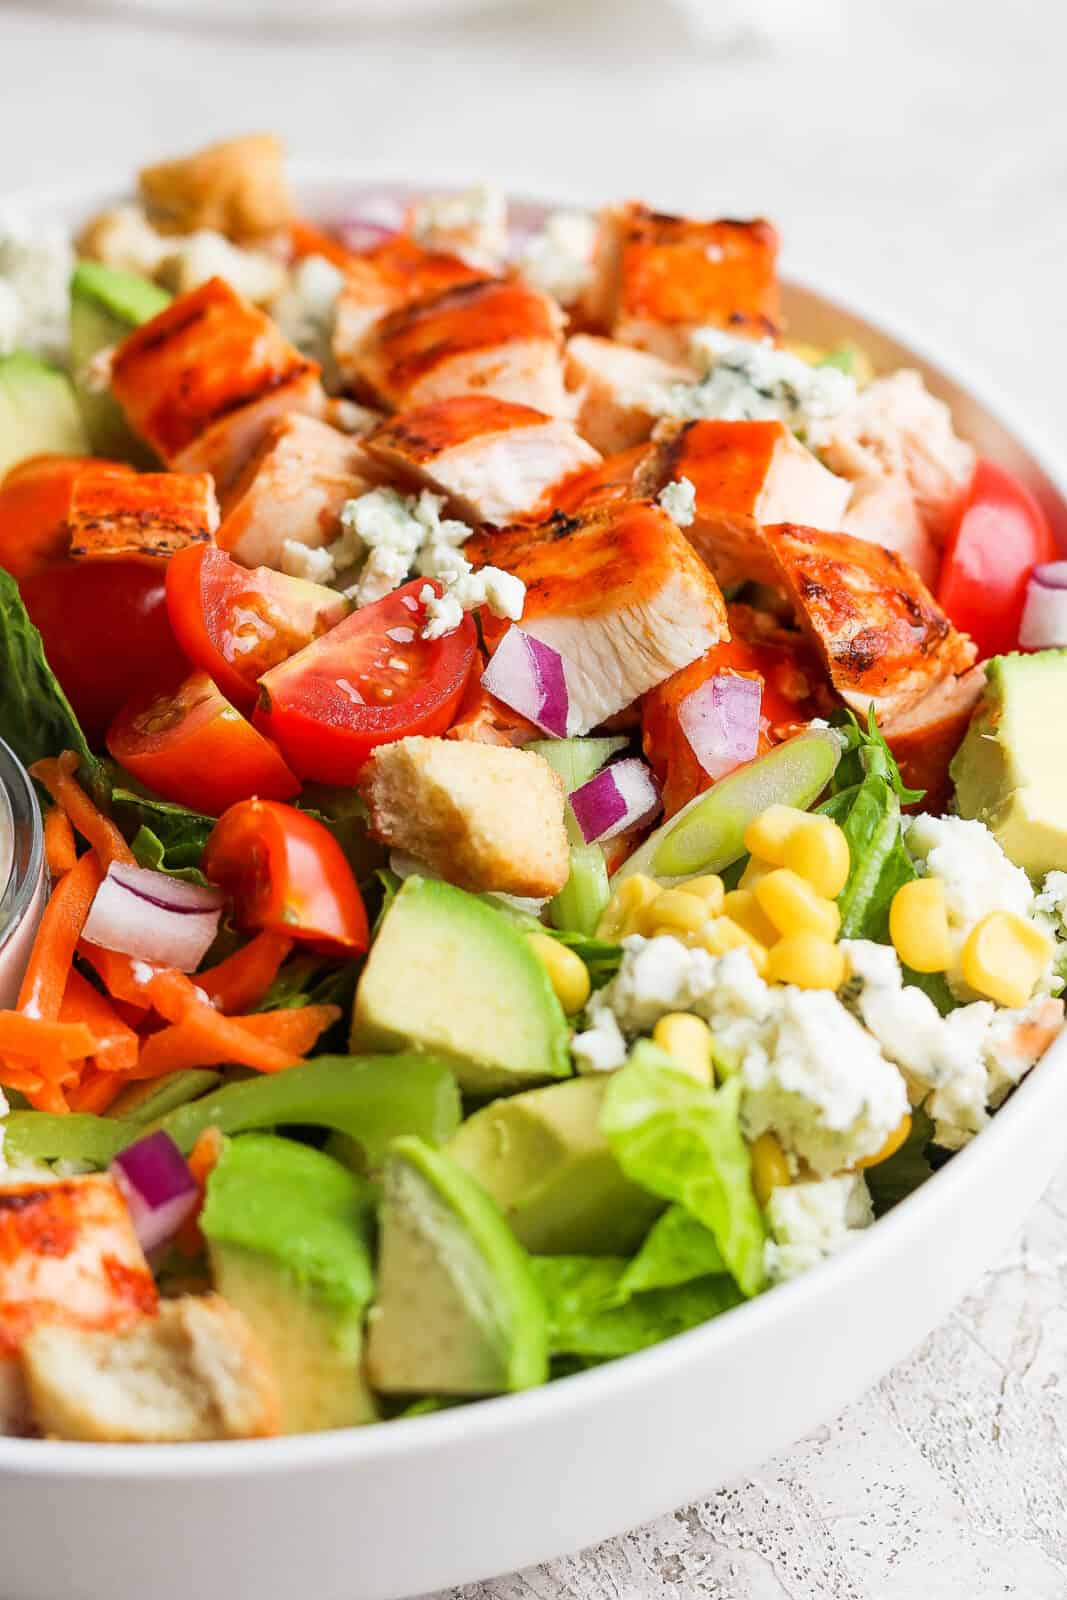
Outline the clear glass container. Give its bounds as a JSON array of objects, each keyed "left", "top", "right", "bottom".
[{"left": 0, "top": 741, "right": 46, "bottom": 1010}]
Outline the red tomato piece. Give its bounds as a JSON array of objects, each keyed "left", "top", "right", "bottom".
[
  {"left": 254, "top": 579, "right": 477, "bottom": 783},
  {"left": 202, "top": 799, "right": 368, "bottom": 957},
  {"left": 107, "top": 671, "right": 300, "bottom": 817},
  {"left": 937, "top": 458, "right": 1056, "bottom": 659},
  {"left": 166, "top": 543, "right": 350, "bottom": 710}
]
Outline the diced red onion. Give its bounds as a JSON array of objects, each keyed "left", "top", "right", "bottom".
[
  {"left": 1020, "top": 567, "right": 1067, "bottom": 648},
  {"left": 82, "top": 863, "right": 224, "bottom": 973},
  {"left": 325, "top": 194, "right": 407, "bottom": 255},
  {"left": 570, "top": 758, "right": 661, "bottom": 844},
  {"left": 481, "top": 625, "right": 570, "bottom": 738},
  {"left": 111, "top": 1131, "right": 199, "bottom": 1256},
  {"left": 679, "top": 672, "right": 762, "bottom": 780}
]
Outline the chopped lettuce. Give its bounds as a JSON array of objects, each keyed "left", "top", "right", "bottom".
[
  {"left": 530, "top": 1253, "right": 741, "bottom": 1360},
  {"left": 618, "top": 1203, "right": 725, "bottom": 1297},
  {"left": 864, "top": 1106, "right": 934, "bottom": 1216},
  {"left": 601, "top": 1044, "right": 766, "bottom": 1297}
]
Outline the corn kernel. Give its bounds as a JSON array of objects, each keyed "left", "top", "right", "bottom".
[
  {"left": 782, "top": 815, "right": 850, "bottom": 899},
  {"left": 526, "top": 932, "right": 591, "bottom": 1015},
  {"left": 960, "top": 911, "right": 1054, "bottom": 1009},
  {"left": 739, "top": 855, "right": 776, "bottom": 891},
  {"left": 699, "top": 916, "right": 769, "bottom": 975},
  {"left": 680, "top": 874, "right": 726, "bottom": 915},
  {"left": 743, "top": 804, "right": 809, "bottom": 865},
  {"left": 755, "top": 869, "right": 840, "bottom": 941},
  {"left": 856, "top": 1112, "right": 912, "bottom": 1169},
  {"left": 641, "top": 888, "right": 708, "bottom": 938},
  {"left": 596, "top": 874, "right": 660, "bottom": 940},
  {"left": 723, "top": 888, "right": 780, "bottom": 948},
  {"left": 765, "top": 930, "right": 846, "bottom": 989},
  {"left": 888, "top": 877, "right": 953, "bottom": 973},
  {"left": 652, "top": 1013, "right": 714, "bottom": 1084},
  {"left": 750, "top": 1131, "right": 791, "bottom": 1208}
]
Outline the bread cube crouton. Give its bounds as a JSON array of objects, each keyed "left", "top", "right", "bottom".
[
  {"left": 67, "top": 465, "right": 219, "bottom": 562},
  {"left": 359, "top": 737, "right": 569, "bottom": 898},
  {"left": 21, "top": 1295, "right": 281, "bottom": 1443},
  {"left": 139, "top": 134, "right": 292, "bottom": 243}
]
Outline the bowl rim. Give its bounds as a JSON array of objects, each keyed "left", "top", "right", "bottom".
[{"left": 2, "top": 159, "right": 1065, "bottom": 1480}]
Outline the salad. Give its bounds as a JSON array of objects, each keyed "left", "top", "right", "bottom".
[{"left": 0, "top": 135, "right": 1064, "bottom": 1444}]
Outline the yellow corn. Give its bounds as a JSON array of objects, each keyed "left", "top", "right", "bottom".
[
  {"left": 652, "top": 1013, "right": 714, "bottom": 1084},
  {"left": 596, "top": 874, "right": 660, "bottom": 940},
  {"left": 527, "top": 933, "right": 591, "bottom": 1015},
  {"left": 856, "top": 1112, "right": 913, "bottom": 1169},
  {"left": 889, "top": 877, "right": 953, "bottom": 973},
  {"left": 698, "top": 916, "right": 769, "bottom": 974},
  {"left": 765, "top": 931, "right": 847, "bottom": 990},
  {"left": 641, "top": 888, "right": 708, "bottom": 939},
  {"left": 723, "top": 888, "right": 780, "bottom": 948},
  {"left": 750, "top": 1131, "right": 791, "bottom": 1207},
  {"left": 755, "top": 869, "right": 840, "bottom": 941},
  {"left": 960, "top": 911, "right": 1053, "bottom": 1009},
  {"left": 739, "top": 855, "right": 776, "bottom": 891},
  {"left": 680, "top": 874, "right": 726, "bottom": 915},
  {"left": 743, "top": 804, "right": 809, "bottom": 865},
  {"left": 782, "top": 815, "right": 850, "bottom": 900}
]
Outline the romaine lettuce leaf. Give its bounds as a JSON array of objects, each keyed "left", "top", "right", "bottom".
[
  {"left": 530, "top": 1254, "right": 741, "bottom": 1359},
  {"left": 601, "top": 1044, "right": 766, "bottom": 1297},
  {"left": 0, "top": 569, "right": 100, "bottom": 779},
  {"left": 617, "top": 1203, "right": 725, "bottom": 1297}
]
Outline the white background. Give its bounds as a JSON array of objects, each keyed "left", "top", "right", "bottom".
[{"left": 2, "top": 1, "right": 1066, "bottom": 1593}]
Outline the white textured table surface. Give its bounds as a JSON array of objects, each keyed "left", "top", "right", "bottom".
[{"left": 3, "top": 3, "right": 1067, "bottom": 1592}]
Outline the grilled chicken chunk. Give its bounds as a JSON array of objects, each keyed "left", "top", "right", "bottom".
[
  {"left": 883, "top": 664, "right": 987, "bottom": 812},
  {"left": 584, "top": 204, "right": 781, "bottom": 362},
  {"left": 637, "top": 419, "right": 850, "bottom": 588},
  {"left": 363, "top": 395, "right": 600, "bottom": 527},
  {"left": 554, "top": 443, "right": 652, "bottom": 515},
  {"left": 332, "top": 235, "right": 485, "bottom": 387},
  {"left": 218, "top": 412, "right": 374, "bottom": 569},
  {"left": 812, "top": 370, "right": 976, "bottom": 544},
  {"left": 355, "top": 277, "right": 569, "bottom": 414},
  {"left": 0, "top": 1174, "right": 157, "bottom": 1434},
  {"left": 466, "top": 499, "right": 729, "bottom": 734},
  {"left": 764, "top": 523, "right": 976, "bottom": 723},
  {"left": 110, "top": 277, "right": 325, "bottom": 495},
  {"left": 67, "top": 465, "right": 219, "bottom": 562},
  {"left": 565, "top": 334, "right": 693, "bottom": 454}
]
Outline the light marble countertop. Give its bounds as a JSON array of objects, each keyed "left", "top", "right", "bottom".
[{"left": 3, "top": 2, "right": 1066, "bottom": 1592}]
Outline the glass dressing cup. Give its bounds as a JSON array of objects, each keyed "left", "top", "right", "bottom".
[{"left": 0, "top": 741, "right": 46, "bottom": 1011}]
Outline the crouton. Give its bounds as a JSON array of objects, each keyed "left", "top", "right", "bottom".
[
  {"left": 565, "top": 334, "right": 694, "bottom": 454},
  {"left": 67, "top": 465, "right": 219, "bottom": 563},
  {"left": 21, "top": 1294, "right": 281, "bottom": 1443},
  {"left": 139, "top": 134, "right": 292, "bottom": 243},
  {"left": 359, "top": 737, "right": 569, "bottom": 898}
]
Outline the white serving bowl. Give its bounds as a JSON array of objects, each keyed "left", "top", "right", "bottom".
[{"left": 3, "top": 167, "right": 1066, "bottom": 1600}]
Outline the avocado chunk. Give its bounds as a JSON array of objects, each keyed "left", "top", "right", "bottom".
[
  {"left": 69, "top": 261, "right": 170, "bottom": 459},
  {"left": 0, "top": 351, "right": 89, "bottom": 476},
  {"left": 201, "top": 1134, "right": 378, "bottom": 1433},
  {"left": 951, "top": 651, "right": 1067, "bottom": 874},
  {"left": 367, "top": 1136, "right": 548, "bottom": 1396},
  {"left": 447, "top": 1076, "right": 663, "bottom": 1254},
  {"left": 352, "top": 877, "right": 570, "bottom": 1094}
]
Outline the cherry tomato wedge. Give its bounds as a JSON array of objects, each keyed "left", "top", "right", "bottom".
[
  {"left": 254, "top": 579, "right": 477, "bottom": 783},
  {"left": 937, "top": 458, "right": 1056, "bottom": 659},
  {"left": 166, "top": 543, "right": 350, "bottom": 710},
  {"left": 0, "top": 455, "right": 127, "bottom": 580},
  {"left": 107, "top": 671, "right": 300, "bottom": 817},
  {"left": 202, "top": 799, "right": 368, "bottom": 957}
]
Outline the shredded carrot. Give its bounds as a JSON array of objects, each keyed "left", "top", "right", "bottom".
[
  {"left": 194, "top": 932, "right": 294, "bottom": 1014},
  {"left": 235, "top": 1005, "right": 341, "bottom": 1054},
  {"left": 143, "top": 968, "right": 209, "bottom": 1024},
  {"left": 0, "top": 1011, "right": 95, "bottom": 1060},
  {"left": 30, "top": 752, "right": 135, "bottom": 869},
  {"left": 131, "top": 1007, "right": 303, "bottom": 1080},
  {"left": 174, "top": 1126, "right": 225, "bottom": 1257},
  {"left": 17, "top": 851, "right": 103, "bottom": 1021},
  {"left": 23, "top": 1078, "right": 70, "bottom": 1114},
  {"left": 0, "top": 1064, "right": 46, "bottom": 1097},
  {"left": 59, "top": 970, "right": 139, "bottom": 1074},
  {"left": 76, "top": 944, "right": 159, "bottom": 1013},
  {"left": 43, "top": 806, "right": 77, "bottom": 877},
  {"left": 289, "top": 216, "right": 353, "bottom": 268},
  {"left": 68, "top": 1070, "right": 125, "bottom": 1115}
]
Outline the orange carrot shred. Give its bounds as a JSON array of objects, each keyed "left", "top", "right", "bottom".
[
  {"left": 43, "top": 806, "right": 77, "bottom": 877},
  {"left": 69, "top": 1070, "right": 125, "bottom": 1115},
  {"left": 30, "top": 752, "right": 135, "bottom": 869},
  {"left": 76, "top": 944, "right": 158, "bottom": 1013},
  {"left": 59, "top": 969, "right": 139, "bottom": 1074},
  {"left": 17, "top": 850, "right": 103, "bottom": 1021},
  {"left": 174, "top": 1126, "right": 225, "bottom": 1257},
  {"left": 0, "top": 1011, "right": 95, "bottom": 1060},
  {"left": 194, "top": 932, "right": 294, "bottom": 1014}
]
